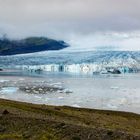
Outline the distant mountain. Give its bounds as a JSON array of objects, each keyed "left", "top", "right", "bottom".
[{"left": 0, "top": 37, "right": 69, "bottom": 55}]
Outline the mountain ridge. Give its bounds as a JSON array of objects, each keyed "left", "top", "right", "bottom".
[{"left": 0, "top": 37, "right": 69, "bottom": 55}]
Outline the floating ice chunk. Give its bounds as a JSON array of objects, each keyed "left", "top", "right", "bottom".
[
  {"left": 63, "top": 89, "right": 73, "bottom": 93},
  {"left": 25, "top": 86, "right": 29, "bottom": 89},
  {"left": 39, "top": 88, "right": 43, "bottom": 91},
  {"left": 25, "top": 90, "right": 30, "bottom": 93},
  {"left": 118, "top": 98, "right": 127, "bottom": 105},
  {"left": 19, "top": 78, "right": 25, "bottom": 81},
  {"left": 53, "top": 82, "right": 62, "bottom": 85},
  {"left": 34, "top": 95, "right": 42, "bottom": 99},
  {"left": 0, "top": 80, "right": 9, "bottom": 83},
  {"left": 0, "top": 87, "right": 19, "bottom": 94},
  {"left": 45, "top": 98, "right": 50, "bottom": 101},
  {"left": 58, "top": 96, "right": 64, "bottom": 99},
  {"left": 106, "top": 104, "right": 118, "bottom": 109},
  {"left": 72, "top": 104, "right": 80, "bottom": 108},
  {"left": 53, "top": 85, "right": 63, "bottom": 89},
  {"left": 49, "top": 83, "right": 63, "bottom": 89},
  {"left": 110, "top": 86, "right": 119, "bottom": 90},
  {"left": 57, "top": 90, "right": 63, "bottom": 93},
  {"left": 33, "top": 90, "right": 40, "bottom": 94}
]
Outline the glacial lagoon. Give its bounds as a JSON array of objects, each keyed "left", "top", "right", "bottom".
[{"left": 0, "top": 70, "right": 140, "bottom": 114}]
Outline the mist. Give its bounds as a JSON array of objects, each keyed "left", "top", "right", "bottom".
[{"left": 0, "top": 0, "right": 140, "bottom": 51}]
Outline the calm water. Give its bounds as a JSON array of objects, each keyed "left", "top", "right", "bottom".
[{"left": 0, "top": 71, "right": 140, "bottom": 114}]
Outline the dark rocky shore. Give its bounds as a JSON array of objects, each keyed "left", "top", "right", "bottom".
[{"left": 0, "top": 99, "right": 140, "bottom": 140}]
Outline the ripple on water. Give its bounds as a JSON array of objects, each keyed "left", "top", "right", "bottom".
[{"left": 106, "top": 98, "right": 128, "bottom": 109}]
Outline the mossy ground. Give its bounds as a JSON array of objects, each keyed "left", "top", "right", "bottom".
[{"left": 0, "top": 99, "right": 140, "bottom": 140}]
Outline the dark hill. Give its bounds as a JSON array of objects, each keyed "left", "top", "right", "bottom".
[{"left": 0, "top": 37, "right": 69, "bottom": 55}]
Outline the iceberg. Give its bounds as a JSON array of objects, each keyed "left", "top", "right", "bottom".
[{"left": 18, "top": 63, "right": 138, "bottom": 75}]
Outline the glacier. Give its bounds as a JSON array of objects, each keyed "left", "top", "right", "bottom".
[{"left": 0, "top": 50, "right": 140, "bottom": 74}]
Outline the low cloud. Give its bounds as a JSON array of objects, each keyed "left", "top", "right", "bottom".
[{"left": 0, "top": 0, "right": 140, "bottom": 50}]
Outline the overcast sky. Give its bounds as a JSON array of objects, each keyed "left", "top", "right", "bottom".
[{"left": 0, "top": 0, "right": 140, "bottom": 50}]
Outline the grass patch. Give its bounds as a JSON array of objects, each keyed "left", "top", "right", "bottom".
[{"left": 0, "top": 99, "right": 140, "bottom": 140}]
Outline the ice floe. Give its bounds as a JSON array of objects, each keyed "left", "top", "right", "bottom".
[
  {"left": 63, "top": 89, "right": 73, "bottom": 93},
  {"left": 58, "top": 96, "right": 64, "bottom": 99},
  {"left": 72, "top": 104, "right": 80, "bottom": 108},
  {"left": 0, "top": 87, "right": 19, "bottom": 94},
  {"left": 0, "top": 80, "right": 9, "bottom": 83}
]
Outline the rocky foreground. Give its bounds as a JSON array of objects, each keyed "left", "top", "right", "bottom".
[{"left": 0, "top": 99, "right": 140, "bottom": 140}]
